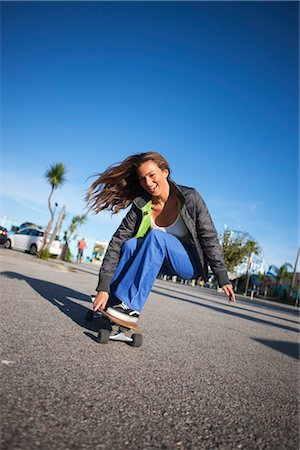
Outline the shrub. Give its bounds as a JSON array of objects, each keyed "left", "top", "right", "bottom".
[{"left": 37, "top": 248, "right": 51, "bottom": 260}]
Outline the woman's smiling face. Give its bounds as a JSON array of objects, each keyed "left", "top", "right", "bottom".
[{"left": 137, "top": 160, "right": 169, "bottom": 197}]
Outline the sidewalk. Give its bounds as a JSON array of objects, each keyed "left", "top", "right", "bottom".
[
  {"left": 0, "top": 246, "right": 100, "bottom": 276},
  {"left": 233, "top": 291, "right": 299, "bottom": 312}
]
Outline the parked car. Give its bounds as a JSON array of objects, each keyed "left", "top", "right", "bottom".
[
  {"left": 19, "top": 222, "right": 40, "bottom": 230},
  {"left": 4, "top": 227, "right": 61, "bottom": 256},
  {"left": 0, "top": 226, "right": 8, "bottom": 245}
]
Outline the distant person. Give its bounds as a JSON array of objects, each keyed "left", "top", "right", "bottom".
[
  {"left": 77, "top": 238, "right": 87, "bottom": 264},
  {"left": 86, "top": 151, "right": 235, "bottom": 324}
]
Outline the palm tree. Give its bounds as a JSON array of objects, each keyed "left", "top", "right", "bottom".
[
  {"left": 268, "top": 262, "right": 293, "bottom": 296},
  {"left": 46, "top": 205, "right": 66, "bottom": 251},
  {"left": 258, "top": 272, "right": 268, "bottom": 297},
  {"left": 60, "top": 214, "right": 87, "bottom": 261},
  {"left": 42, "top": 163, "right": 67, "bottom": 248},
  {"left": 244, "top": 240, "right": 260, "bottom": 295}
]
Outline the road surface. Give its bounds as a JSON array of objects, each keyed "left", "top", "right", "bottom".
[{"left": 1, "top": 248, "right": 299, "bottom": 449}]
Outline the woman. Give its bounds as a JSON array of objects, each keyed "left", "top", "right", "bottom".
[{"left": 86, "top": 152, "right": 235, "bottom": 324}]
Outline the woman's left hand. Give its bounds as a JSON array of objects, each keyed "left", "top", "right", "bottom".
[{"left": 222, "top": 284, "right": 236, "bottom": 303}]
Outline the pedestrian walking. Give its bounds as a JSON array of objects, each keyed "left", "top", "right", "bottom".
[{"left": 77, "top": 238, "right": 87, "bottom": 264}]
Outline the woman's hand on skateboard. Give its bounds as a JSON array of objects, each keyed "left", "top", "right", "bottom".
[
  {"left": 93, "top": 291, "right": 109, "bottom": 312},
  {"left": 222, "top": 284, "right": 236, "bottom": 303}
]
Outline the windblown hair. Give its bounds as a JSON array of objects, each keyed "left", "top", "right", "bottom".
[{"left": 86, "top": 152, "right": 171, "bottom": 214}]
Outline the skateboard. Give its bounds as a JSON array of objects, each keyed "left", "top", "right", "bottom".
[{"left": 85, "top": 296, "right": 143, "bottom": 347}]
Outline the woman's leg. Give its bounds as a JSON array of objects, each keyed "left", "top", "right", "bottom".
[
  {"left": 114, "top": 230, "right": 198, "bottom": 312},
  {"left": 110, "top": 238, "right": 140, "bottom": 284},
  {"left": 108, "top": 237, "right": 141, "bottom": 307}
]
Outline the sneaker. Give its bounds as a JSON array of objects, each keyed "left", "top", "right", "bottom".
[{"left": 106, "top": 302, "right": 140, "bottom": 324}]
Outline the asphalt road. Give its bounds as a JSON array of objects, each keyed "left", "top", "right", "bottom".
[{"left": 1, "top": 248, "right": 299, "bottom": 450}]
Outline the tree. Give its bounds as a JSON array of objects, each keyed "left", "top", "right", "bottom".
[
  {"left": 60, "top": 214, "right": 87, "bottom": 261},
  {"left": 42, "top": 163, "right": 67, "bottom": 249},
  {"left": 221, "top": 231, "right": 251, "bottom": 273},
  {"left": 268, "top": 262, "right": 293, "bottom": 296},
  {"left": 258, "top": 272, "right": 270, "bottom": 297},
  {"left": 46, "top": 205, "right": 66, "bottom": 251},
  {"left": 93, "top": 242, "right": 108, "bottom": 262},
  {"left": 94, "top": 242, "right": 107, "bottom": 255}
]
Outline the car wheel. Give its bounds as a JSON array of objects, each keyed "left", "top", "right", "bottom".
[
  {"left": 4, "top": 239, "right": 11, "bottom": 249},
  {"left": 29, "top": 244, "right": 37, "bottom": 255}
]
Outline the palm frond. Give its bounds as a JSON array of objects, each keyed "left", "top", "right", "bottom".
[{"left": 45, "top": 162, "right": 67, "bottom": 188}]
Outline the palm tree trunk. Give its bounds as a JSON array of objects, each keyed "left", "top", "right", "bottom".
[
  {"left": 42, "top": 186, "right": 55, "bottom": 248},
  {"left": 46, "top": 205, "right": 66, "bottom": 252},
  {"left": 60, "top": 242, "right": 69, "bottom": 261},
  {"left": 48, "top": 187, "right": 54, "bottom": 216},
  {"left": 60, "top": 231, "right": 73, "bottom": 261}
]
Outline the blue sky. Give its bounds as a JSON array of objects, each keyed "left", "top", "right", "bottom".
[{"left": 1, "top": 1, "right": 299, "bottom": 270}]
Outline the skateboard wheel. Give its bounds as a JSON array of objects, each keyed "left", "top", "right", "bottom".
[
  {"left": 130, "top": 333, "right": 143, "bottom": 348},
  {"left": 86, "top": 310, "right": 94, "bottom": 322},
  {"left": 97, "top": 329, "right": 110, "bottom": 344}
]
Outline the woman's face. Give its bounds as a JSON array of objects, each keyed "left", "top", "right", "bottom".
[{"left": 137, "top": 160, "right": 169, "bottom": 197}]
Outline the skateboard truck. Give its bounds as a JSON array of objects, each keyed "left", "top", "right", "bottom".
[{"left": 85, "top": 295, "right": 143, "bottom": 347}]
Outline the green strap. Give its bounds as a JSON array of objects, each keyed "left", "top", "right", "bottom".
[
  {"left": 134, "top": 201, "right": 152, "bottom": 238},
  {"left": 134, "top": 199, "right": 182, "bottom": 238}
]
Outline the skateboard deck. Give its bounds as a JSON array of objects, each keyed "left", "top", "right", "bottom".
[
  {"left": 86, "top": 297, "right": 142, "bottom": 346},
  {"left": 98, "top": 308, "right": 140, "bottom": 332}
]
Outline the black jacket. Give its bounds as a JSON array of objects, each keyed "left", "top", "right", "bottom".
[{"left": 96, "top": 180, "right": 230, "bottom": 292}]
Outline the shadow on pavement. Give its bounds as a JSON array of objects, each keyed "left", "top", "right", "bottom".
[
  {"left": 251, "top": 338, "right": 299, "bottom": 360},
  {"left": 2, "top": 271, "right": 101, "bottom": 338},
  {"left": 151, "top": 288, "right": 300, "bottom": 334},
  {"left": 66, "top": 263, "right": 100, "bottom": 276},
  {"left": 155, "top": 284, "right": 300, "bottom": 324}
]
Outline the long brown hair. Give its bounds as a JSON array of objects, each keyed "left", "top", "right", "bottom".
[{"left": 86, "top": 152, "right": 171, "bottom": 214}]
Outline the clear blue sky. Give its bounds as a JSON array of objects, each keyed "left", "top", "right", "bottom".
[{"left": 1, "top": 1, "right": 299, "bottom": 270}]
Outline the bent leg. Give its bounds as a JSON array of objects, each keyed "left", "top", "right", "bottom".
[
  {"left": 111, "top": 238, "right": 141, "bottom": 284},
  {"left": 114, "top": 230, "right": 198, "bottom": 312},
  {"left": 107, "top": 238, "right": 142, "bottom": 307}
]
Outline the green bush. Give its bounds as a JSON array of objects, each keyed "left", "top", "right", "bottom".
[{"left": 37, "top": 248, "right": 51, "bottom": 260}]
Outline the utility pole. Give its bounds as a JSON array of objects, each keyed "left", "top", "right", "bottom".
[
  {"left": 291, "top": 247, "right": 300, "bottom": 289},
  {"left": 244, "top": 253, "right": 252, "bottom": 295}
]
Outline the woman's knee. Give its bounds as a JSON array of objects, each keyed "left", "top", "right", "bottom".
[{"left": 145, "top": 230, "right": 167, "bottom": 246}]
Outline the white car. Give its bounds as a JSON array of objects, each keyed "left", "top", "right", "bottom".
[{"left": 5, "top": 227, "right": 62, "bottom": 256}]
